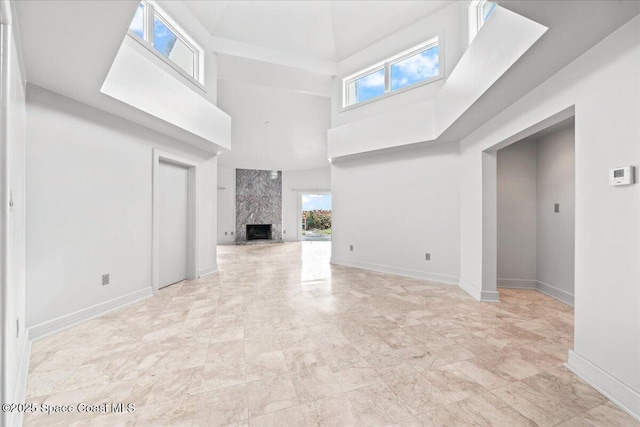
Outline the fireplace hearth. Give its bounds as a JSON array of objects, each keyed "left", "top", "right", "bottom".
[{"left": 246, "top": 224, "right": 272, "bottom": 240}]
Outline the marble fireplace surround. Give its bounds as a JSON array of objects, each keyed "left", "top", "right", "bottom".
[{"left": 236, "top": 169, "right": 282, "bottom": 243}]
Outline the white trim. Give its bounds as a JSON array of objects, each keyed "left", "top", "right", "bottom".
[
  {"left": 459, "top": 277, "right": 500, "bottom": 302},
  {"left": 7, "top": 332, "right": 31, "bottom": 427},
  {"left": 1, "top": 20, "right": 9, "bottom": 427},
  {"left": 566, "top": 351, "right": 640, "bottom": 422},
  {"left": 480, "top": 290, "right": 500, "bottom": 302},
  {"left": 460, "top": 276, "right": 481, "bottom": 300},
  {"left": 498, "top": 278, "right": 574, "bottom": 306},
  {"left": 29, "top": 287, "right": 153, "bottom": 341},
  {"left": 198, "top": 264, "right": 218, "bottom": 277},
  {"left": 497, "top": 278, "right": 537, "bottom": 289},
  {"left": 152, "top": 150, "right": 199, "bottom": 295},
  {"left": 330, "top": 257, "right": 459, "bottom": 285},
  {"left": 126, "top": 32, "right": 205, "bottom": 93},
  {"left": 536, "top": 280, "right": 574, "bottom": 306}
]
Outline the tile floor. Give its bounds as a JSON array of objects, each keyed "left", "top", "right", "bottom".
[{"left": 24, "top": 242, "right": 638, "bottom": 426}]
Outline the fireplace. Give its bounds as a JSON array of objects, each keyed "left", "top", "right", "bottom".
[{"left": 246, "top": 224, "right": 272, "bottom": 240}]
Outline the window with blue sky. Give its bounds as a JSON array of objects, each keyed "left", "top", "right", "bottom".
[
  {"left": 343, "top": 38, "right": 441, "bottom": 107},
  {"left": 128, "top": 1, "right": 201, "bottom": 82},
  {"left": 390, "top": 45, "right": 439, "bottom": 91}
]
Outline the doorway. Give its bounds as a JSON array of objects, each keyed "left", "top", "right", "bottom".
[
  {"left": 152, "top": 150, "right": 198, "bottom": 294},
  {"left": 495, "top": 117, "right": 576, "bottom": 306},
  {"left": 301, "top": 193, "right": 331, "bottom": 241}
]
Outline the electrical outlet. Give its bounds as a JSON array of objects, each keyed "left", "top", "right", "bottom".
[
  {"left": 554, "top": 203, "right": 560, "bottom": 213},
  {"left": 102, "top": 274, "right": 110, "bottom": 286},
  {"left": 425, "top": 253, "right": 431, "bottom": 261},
  {"left": 350, "top": 245, "right": 353, "bottom": 251}
]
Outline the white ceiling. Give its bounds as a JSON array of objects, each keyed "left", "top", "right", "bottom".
[{"left": 183, "top": 0, "right": 453, "bottom": 62}]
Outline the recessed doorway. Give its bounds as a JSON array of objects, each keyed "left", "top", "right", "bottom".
[{"left": 496, "top": 117, "right": 575, "bottom": 306}]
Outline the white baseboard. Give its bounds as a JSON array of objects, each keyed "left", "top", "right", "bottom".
[
  {"left": 7, "top": 333, "right": 32, "bottom": 427},
  {"left": 330, "top": 258, "right": 459, "bottom": 285},
  {"left": 29, "top": 287, "right": 153, "bottom": 341},
  {"left": 459, "top": 277, "right": 481, "bottom": 300},
  {"left": 536, "top": 280, "right": 574, "bottom": 306},
  {"left": 566, "top": 351, "right": 640, "bottom": 421},
  {"left": 459, "top": 277, "right": 500, "bottom": 302},
  {"left": 198, "top": 264, "right": 218, "bottom": 277},
  {"left": 480, "top": 290, "right": 500, "bottom": 302},
  {"left": 497, "top": 278, "right": 537, "bottom": 289},
  {"left": 498, "top": 278, "right": 574, "bottom": 306}
]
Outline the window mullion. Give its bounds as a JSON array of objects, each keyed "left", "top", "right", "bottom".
[
  {"left": 384, "top": 63, "right": 390, "bottom": 93},
  {"left": 146, "top": 2, "right": 154, "bottom": 45}
]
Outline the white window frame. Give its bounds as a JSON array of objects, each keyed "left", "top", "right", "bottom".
[
  {"left": 342, "top": 36, "right": 442, "bottom": 110},
  {"left": 468, "top": 0, "right": 496, "bottom": 44},
  {"left": 128, "top": 0, "right": 204, "bottom": 86}
]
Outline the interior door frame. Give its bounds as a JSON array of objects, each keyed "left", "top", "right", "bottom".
[
  {"left": 0, "top": 13, "right": 8, "bottom": 423},
  {"left": 152, "top": 149, "right": 198, "bottom": 295}
]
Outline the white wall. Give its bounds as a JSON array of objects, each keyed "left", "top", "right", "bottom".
[
  {"left": 198, "top": 155, "right": 218, "bottom": 273},
  {"left": 25, "top": 85, "right": 218, "bottom": 328},
  {"left": 497, "top": 138, "right": 537, "bottom": 282},
  {"left": 281, "top": 166, "right": 331, "bottom": 242},
  {"left": 1, "top": 2, "right": 28, "bottom": 422},
  {"left": 217, "top": 80, "right": 331, "bottom": 171},
  {"left": 217, "top": 166, "right": 235, "bottom": 245},
  {"left": 537, "top": 125, "right": 575, "bottom": 295},
  {"left": 101, "top": 36, "right": 231, "bottom": 152},
  {"left": 460, "top": 16, "right": 640, "bottom": 411},
  {"left": 331, "top": 143, "right": 460, "bottom": 284}
]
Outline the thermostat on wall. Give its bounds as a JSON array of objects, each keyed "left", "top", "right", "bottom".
[{"left": 609, "top": 166, "right": 635, "bottom": 186}]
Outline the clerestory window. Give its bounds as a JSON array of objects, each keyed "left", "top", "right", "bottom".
[
  {"left": 469, "top": 0, "right": 497, "bottom": 44},
  {"left": 343, "top": 38, "right": 441, "bottom": 108},
  {"left": 128, "top": 1, "right": 203, "bottom": 83}
]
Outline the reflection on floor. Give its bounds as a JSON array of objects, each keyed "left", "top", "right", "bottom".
[{"left": 24, "top": 242, "right": 637, "bottom": 426}]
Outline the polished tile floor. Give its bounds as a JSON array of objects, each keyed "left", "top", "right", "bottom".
[{"left": 24, "top": 242, "right": 638, "bottom": 426}]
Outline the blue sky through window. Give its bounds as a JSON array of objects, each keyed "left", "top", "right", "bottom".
[
  {"left": 153, "top": 17, "right": 178, "bottom": 58},
  {"left": 483, "top": 1, "right": 497, "bottom": 21},
  {"left": 391, "top": 45, "right": 439, "bottom": 91},
  {"left": 130, "top": 3, "right": 144, "bottom": 38},
  {"left": 354, "top": 68, "right": 385, "bottom": 104},
  {"left": 302, "top": 194, "right": 331, "bottom": 211}
]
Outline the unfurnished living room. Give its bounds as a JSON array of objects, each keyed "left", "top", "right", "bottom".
[{"left": 1, "top": 0, "right": 639, "bottom": 426}]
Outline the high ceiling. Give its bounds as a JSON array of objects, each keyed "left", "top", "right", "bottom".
[
  {"left": 13, "top": 0, "right": 640, "bottom": 170},
  {"left": 183, "top": 1, "right": 452, "bottom": 62}
]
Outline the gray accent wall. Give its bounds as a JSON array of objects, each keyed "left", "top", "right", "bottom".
[
  {"left": 236, "top": 169, "right": 282, "bottom": 242},
  {"left": 497, "top": 138, "right": 538, "bottom": 282},
  {"left": 536, "top": 125, "right": 575, "bottom": 297},
  {"left": 497, "top": 121, "right": 575, "bottom": 303}
]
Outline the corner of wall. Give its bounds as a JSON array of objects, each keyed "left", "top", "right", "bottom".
[
  {"left": 459, "top": 277, "right": 500, "bottom": 302},
  {"left": 566, "top": 351, "right": 640, "bottom": 422}
]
